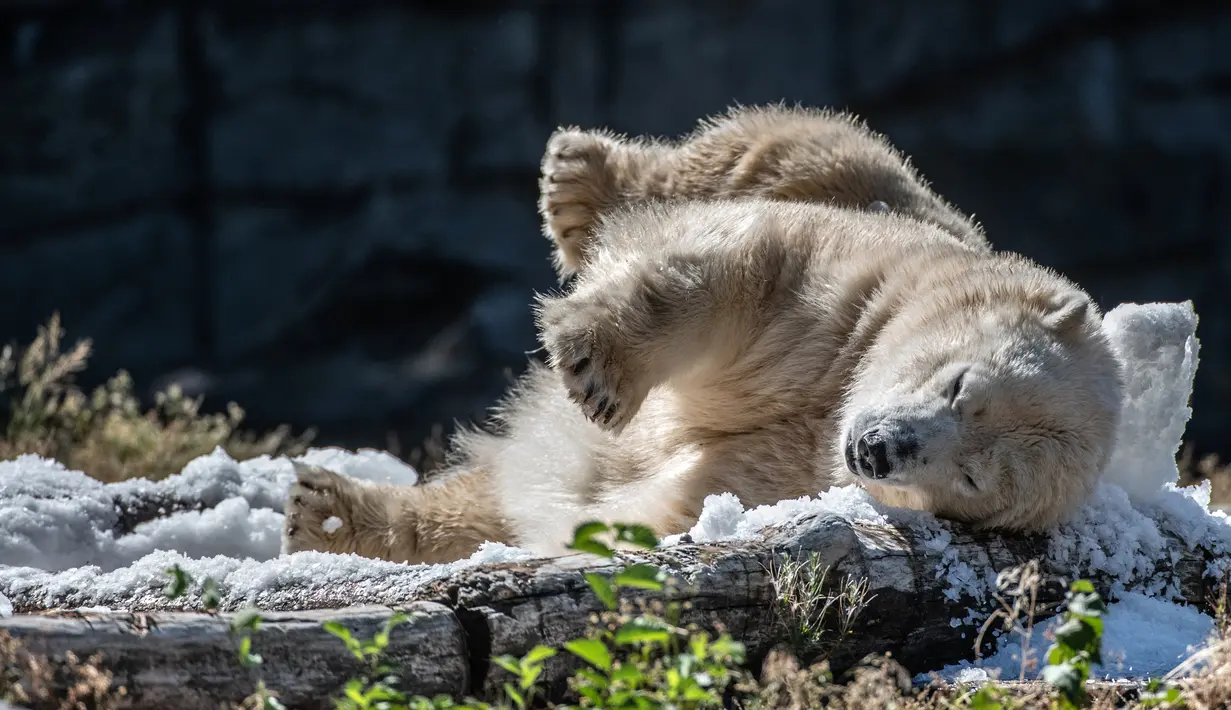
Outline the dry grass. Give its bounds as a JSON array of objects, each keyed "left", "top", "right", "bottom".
[
  {"left": 0, "top": 314, "right": 313, "bottom": 483},
  {"left": 766, "top": 552, "right": 875, "bottom": 664},
  {"left": 1, "top": 631, "right": 127, "bottom": 710}
]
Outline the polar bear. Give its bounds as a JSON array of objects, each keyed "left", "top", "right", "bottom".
[
  {"left": 538, "top": 104, "right": 988, "bottom": 280},
  {"left": 282, "top": 196, "right": 1123, "bottom": 563}
]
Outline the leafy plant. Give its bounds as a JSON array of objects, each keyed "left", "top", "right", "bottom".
[
  {"left": 492, "top": 645, "right": 556, "bottom": 710},
  {"left": 1040, "top": 579, "right": 1106, "bottom": 709},
  {"left": 324, "top": 612, "right": 417, "bottom": 710},
  {"left": 555, "top": 521, "right": 747, "bottom": 709}
]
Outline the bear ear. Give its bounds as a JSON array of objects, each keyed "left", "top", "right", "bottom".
[{"left": 1041, "top": 291, "right": 1093, "bottom": 333}]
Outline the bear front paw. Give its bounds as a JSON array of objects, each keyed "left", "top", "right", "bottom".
[
  {"left": 282, "top": 462, "right": 362, "bottom": 555},
  {"left": 539, "top": 129, "right": 617, "bottom": 271},
  {"left": 539, "top": 295, "right": 649, "bottom": 434}
]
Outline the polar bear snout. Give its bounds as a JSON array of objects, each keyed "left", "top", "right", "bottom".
[
  {"left": 852, "top": 429, "right": 892, "bottom": 478},
  {"left": 845, "top": 426, "right": 919, "bottom": 480}
]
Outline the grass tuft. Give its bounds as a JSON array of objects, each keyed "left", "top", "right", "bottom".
[{"left": 0, "top": 313, "right": 314, "bottom": 482}]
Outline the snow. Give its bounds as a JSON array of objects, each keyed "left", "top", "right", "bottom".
[
  {"left": 0, "top": 301, "right": 1225, "bottom": 682},
  {"left": 925, "top": 591, "right": 1216, "bottom": 683},
  {"left": 1100, "top": 302, "right": 1201, "bottom": 506},
  {"left": 0, "top": 447, "right": 533, "bottom": 612},
  {"left": 0, "top": 447, "right": 408, "bottom": 574},
  {"left": 322, "top": 516, "right": 344, "bottom": 534}
]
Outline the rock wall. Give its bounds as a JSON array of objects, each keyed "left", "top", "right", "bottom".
[{"left": 1, "top": 0, "right": 1228, "bottom": 460}]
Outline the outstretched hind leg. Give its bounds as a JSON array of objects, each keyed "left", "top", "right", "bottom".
[
  {"left": 282, "top": 461, "right": 512, "bottom": 565},
  {"left": 539, "top": 130, "right": 671, "bottom": 280}
]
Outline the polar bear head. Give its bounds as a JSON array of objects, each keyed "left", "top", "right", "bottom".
[{"left": 837, "top": 267, "right": 1124, "bottom": 532}]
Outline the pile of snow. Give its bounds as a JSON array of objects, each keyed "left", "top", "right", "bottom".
[
  {"left": 1100, "top": 302, "right": 1201, "bottom": 507},
  {"left": 0, "top": 301, "right": 1226, "bottom": 682},
  {"left": 0, "top": 448, "right": 532, "bottom": 613}
]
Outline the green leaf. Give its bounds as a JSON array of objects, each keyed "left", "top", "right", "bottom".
[
  {"left": 967, "top": 684, "right": 1004, "bottom": 710},
  {"left": 1046, "top": 641, "right": 1076, "bottom": 667},
  {"left": 230, "top": 606, "right": 264, "bottom": 635},
  {"left": 709, "top": 635, "right": 746, "bottom": 664},
  {"left": 613, "top": 563, "right": 666, "bottom": 591},
  {"left": 363, "top": 684, "right": 406, "bottom": 703},
  {"left": 492, "top": 655, "right": 522, "bottom": 676},
  {"left": 383, "top": 611, "right": 412, "bottom": 636},
  {"left": 613, "top": 617, "right": 671, "bottom": 647},
  {"left": 323, "top": 621, "right": 353, "bottom": 642},
  {"left": 564, "top": 638, "right": 613, "bottom": 671},
  {"left": 264, "top": 697, "right": 287, "bottom": 710},
  {"left": 613, "top": 523, "right": 659, "bottom": 550},
  {"left": 201, "top": 578, "right": 221, "bottom": 611},
  {"left": 1067, "top": 592, "right": 1108, "bottom": 625},
  {"left": 585, "top": 573, "right": 619, "bottom": 610},
  {"left": 522, "top": 644, "right": 557, "bottom": 665},
  {"left": 324, "top": 621, "right": 365, "bottom": 661},
  {"left": 1069, "top": 579, "right": 1096, "bottom": 595},
  {"left": 1041, "top": 662, "right": 1085, "bottom": 706},
  {"left": 682, "top": 683, "right": 715, "bottom": 702},
  {"left": 569, "top": 538, "right": 615, "bottom": 559},
  {"left": 611, "top": 663, "right": 643, "bottom": 687},
  {"left": 1053, "top": 618, "right": 1098, "bottom": 654},
  {"left": 371, "top": 633, "right": 390, "bottom": 654},
  {"left": 236, "top": 635, "right": 263, "bottom": 668},
  {"left": 502, "top": 682, "right": 524, "bottom": 709},
  {"left": 1139, "top": 678, "right": 1183, "bottom": 707},
  {"left": 572, "top": 520, "right": 610, "bottom": 542},
  {"left": 568, "top": 521, "right": 615, "bottom": 557},
  {"left": 163, "top": 565, "right": 192, "bottom": 599},
  {"left": 520, "top": 663, "right": 543, "bottom": 690}
]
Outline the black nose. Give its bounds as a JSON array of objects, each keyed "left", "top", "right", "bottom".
[{"left": 856, "top": 429, "right": 892, "bottom": 479}]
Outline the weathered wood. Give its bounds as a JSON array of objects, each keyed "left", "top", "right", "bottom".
[
  {"left": 418, "top": 512, "right": 1219, "bottom": 699},
  {"left": 2, "top": 603, "right": 466, "bottom": 710},
  {"left": 2, "top": 513, "right": 1220, "bottom": 708}
]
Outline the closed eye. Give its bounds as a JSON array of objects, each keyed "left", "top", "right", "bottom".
[{"left": 948, "top": 370, "right": 967, "bottom": 407}]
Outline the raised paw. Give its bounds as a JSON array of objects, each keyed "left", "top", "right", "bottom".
[
  {"left": 282, "top": 462, "right": 364, "bottom": 555},
  {"left": 539, "top": 129, "right": 619, "bottom": 275},
  {"left": 538, "top": 295, "right": 649, "bottom": 434}
]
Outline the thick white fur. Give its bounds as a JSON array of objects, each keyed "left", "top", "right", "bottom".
[{"left": 284, "top": 197, "right": 1123, "bottom": 563}]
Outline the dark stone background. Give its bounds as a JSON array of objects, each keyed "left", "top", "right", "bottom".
[{"left": 1, "top": 0, "right": 1228, "bottom": 463}]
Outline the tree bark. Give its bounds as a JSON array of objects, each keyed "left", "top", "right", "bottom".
[
  {"left": 1, "top": 512, "right": 1220, "bottom": 709},
  {"left": 2, "top": 603, "right": 467, "bottom": 710}
]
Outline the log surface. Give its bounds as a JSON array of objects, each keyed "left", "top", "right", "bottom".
[{"left": 1, "top": 513, "right": 1220, "bottom": 709}]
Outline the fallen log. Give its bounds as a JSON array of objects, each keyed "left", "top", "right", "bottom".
[
  {"left": 2, "top": 603, "right": 466, "bottom": 709},
  {"left": 2, "top": 512, "right": 1221, "bottom": 708}
]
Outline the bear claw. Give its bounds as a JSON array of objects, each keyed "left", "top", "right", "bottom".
[
  {"left": 539, "top": 130, "right": 614, "bottom": 264},
  {"left": 283, "top": 462, "right": 353, "bottom": 554}
]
